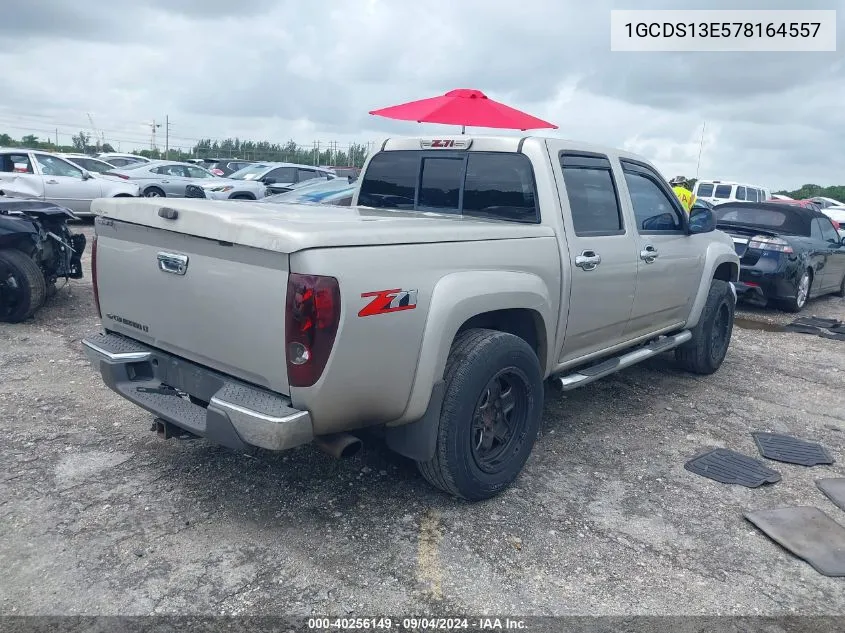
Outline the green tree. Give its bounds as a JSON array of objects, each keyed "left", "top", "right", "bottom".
[
  {"left": 21, "top": 134, "right": 39, "bottom": 148},
  {"left": 72, "top": 131, "right": 91, "bottom": 152},
  {"left": 101, "top": 142, "right": 115, "bottom": 153}
]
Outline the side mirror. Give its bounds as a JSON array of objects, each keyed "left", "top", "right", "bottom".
[
  {"left": 262, "top": 177, "right": 276, "bottom": 185},
  {"left": 81, "top": 169, "right": 93, "bottom": 180},
  {"left": 688, "top": 207, "right": 716, "bottom": 234}
]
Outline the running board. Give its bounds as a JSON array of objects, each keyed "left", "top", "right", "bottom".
[{"left": 555, "top": 330, "right": 693, "bottom": 391}]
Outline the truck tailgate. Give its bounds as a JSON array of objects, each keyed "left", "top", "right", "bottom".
[{"left": 95, "top": 217, "right": 290, "bottom": 395}]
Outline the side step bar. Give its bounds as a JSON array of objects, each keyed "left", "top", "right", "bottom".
[{"left": 555, "top": 330, "right": 693, "bottom": 391}]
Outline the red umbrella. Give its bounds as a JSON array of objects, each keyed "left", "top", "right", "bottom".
[{"left": 369, "top": 88, "right": 557, "bottom": 133}]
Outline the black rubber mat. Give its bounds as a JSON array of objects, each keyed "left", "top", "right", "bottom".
[
  {"left": 820, "top": 330, "right": 845, "bottom": 342},
  {"left": 684, "top": 448, "right": 781, "bottom": 487},
  {"left": 744, "top": 506, "right": 845, "bottom": 577},
  {"left": 792, "top": 316, "right": 842, "bottom": 329},
  {"left": 782, "top": 323, "right": 822, "bottom": 335},
  {"left": 830, "top": 323, "right": 845, "bottom": 335},
  {"left": 816, "top": 478, "right": 845, "bottom": 512},
  {"left": 752, "top": 432, "right": 834, "bottom": 466}
]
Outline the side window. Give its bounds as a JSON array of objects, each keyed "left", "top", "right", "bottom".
[
  {"left": 819, "top": 218, "right": 840, "bottom": 243},
  {"left": 418, "top": 157, "right": 462, "bottom": 210},
  {"left": 358, "top": 151, "right": 418, "bottom": 209},
  {"left": 696, "top": 182, "right": 714, "bottom": 197},
  {"left": 462, "top": 153, "right": 539, "bottom": 223},
  {"left": 748, "top": 188, "right": 759, "bottom": 202},
  {"left": 735, "top": 186, "right": 746, "bottom": 201},
  {"left": 1, "top": 153, "right": 34, "bottom": 173},
  {"left": 297, "top": 168, "right": 320, "bottom": 182},
  {"left": 560, "top": 154, "right": 623, "bottom": 235},
  {"left": 34, "top": 155, "right": 83, "bottom": 178},
  {"left": 267, "top": 167, "right": 296, "bottom": 183},
  {"left": 623, "top": 169, "right": 684, "bottom": 232},
  {"left": 186, "top": 166, "right": 213, "bottom": 178},
  {"left": 811, "top": 219, "right": 825, "bottom": 241},
  {"left": 713, "top": 184, "right": 732, "bottom": 199}
]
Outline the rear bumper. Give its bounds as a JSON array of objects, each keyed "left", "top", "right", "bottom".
[
  {"left": 736, "top": 269, "right": 797, "bottom": 303},
  {"left": 82, "top": 332, "right": 313, "bottom": 452}
]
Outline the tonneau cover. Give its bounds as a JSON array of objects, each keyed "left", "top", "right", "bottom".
[{"left": 92, "top": 197, "right": 554, "bottom": 253}]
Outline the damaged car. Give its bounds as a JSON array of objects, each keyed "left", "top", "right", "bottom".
[{"left": 0, "top": 199, "right": 86, "bottom": 322}]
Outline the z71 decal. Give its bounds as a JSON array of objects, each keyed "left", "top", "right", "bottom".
[{"left": 358, "top": 289, "right": 418, "bottom": 317}]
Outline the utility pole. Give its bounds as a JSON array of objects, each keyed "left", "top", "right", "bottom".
[
  {"left": 165, "top": 115, "right": 172, "bottom": 160},
  {"left": 55, "top": 128, "right": 59, "bottom": 148},
  {"left": 150, "top": 120, "right": 162, "bottom": 152}
]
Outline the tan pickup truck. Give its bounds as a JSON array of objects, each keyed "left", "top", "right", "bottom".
[{"left": 82, "top": 135, "right": 739, "bottom": 500}]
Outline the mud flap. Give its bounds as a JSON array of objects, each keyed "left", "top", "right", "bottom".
[{"left": 384, "top": 380, "right": 445, "bottom": 462}]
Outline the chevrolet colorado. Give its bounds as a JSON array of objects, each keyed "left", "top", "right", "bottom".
[{"left": 82, "top": 135, "right": 739, "bottom": 500}]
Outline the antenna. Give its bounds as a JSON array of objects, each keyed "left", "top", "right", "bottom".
[{"left": 695, "top": 121, "right": 706, "bottom": 181}]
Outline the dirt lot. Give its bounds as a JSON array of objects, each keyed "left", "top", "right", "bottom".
[{"left": 1, "top": 224, "right": 844, "bottom": 616}]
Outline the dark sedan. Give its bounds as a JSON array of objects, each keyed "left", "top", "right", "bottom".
[{"left": 715, "top": 201, "right": 845, "bottom": 312}]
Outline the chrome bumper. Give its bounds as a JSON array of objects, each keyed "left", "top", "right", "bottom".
[{"left": 82, "top": 332, "right": 313, "bottom": 452}]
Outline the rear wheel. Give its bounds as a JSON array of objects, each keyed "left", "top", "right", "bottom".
[
  {"left": 675, "top": 279, "right": 735, "bottom": 375},
  {"left": 416, "top": 329, "right": 543, "bottom": 501},
  {"left": 0, "top": 249, "right": 47, "bottom": 323},
  {"left": 143, "top": 187, "right": 165, "bottom": 198},
  {"left": 780, "top": 269, "right": 812, "bottom": 313}
]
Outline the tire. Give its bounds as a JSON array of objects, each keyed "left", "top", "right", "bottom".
[
  {"left": 780, "top": 268, "right": 812, "bottom": 313},
  {"left": 416, "top": 328, "right": 544, "bottom": 501},
  {"left": 835, "top": 271, "right": 845, "bottom": 298},
  {"left": 0, "top": 249, "right": 47, "bottom": 323},
  {"left": 143, "top": 187, "right": 165, "bottom": 198},
  {"left": 675, "top": 279, "right": 735, "bottom": 375}
]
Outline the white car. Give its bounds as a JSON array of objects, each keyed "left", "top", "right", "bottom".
[
  {"left": 0, "top": 149, "right": 139, "bottom": 216},
  {"left": 96, "top": 152, "right": 151, "bottom": 168},
  {"left": 227, "top": 162, "right": 335, "bottom": 191},
  {"left": 822, "top": 205, "right": 845, "bottom": 239},
  {"left": 59, "top": 153, "right": 118, "bottom": 174},
  {"left": 809, "top": 196, "right": 845, "bottom": 209}
]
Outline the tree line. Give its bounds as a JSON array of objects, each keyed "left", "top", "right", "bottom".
[{"left": 0, "top": 131, "right": 371, "bottom": 168}]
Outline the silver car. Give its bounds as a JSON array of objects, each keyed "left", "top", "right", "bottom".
[
  {"left": 0, "top": 149, "right": 139, "bottom": 216},
  {"left": 107, "top": 160, "right": 222, "bottom": 198},
  {"left": 111, "top": 160, "right": 267, "bottom": 200}
]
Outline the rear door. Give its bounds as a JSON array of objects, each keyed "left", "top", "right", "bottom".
[
  {"left": 32, "top": 153, "right": 103, "bottom": 214},
  {"left": 0, "top": 151, "right": 45, "bottom": 200},
  {"left": 618, "top": 159, "right": 703, "bottom": 337},
  {"left": 553, "top": 150, "right": 639, "bottom": 362}
]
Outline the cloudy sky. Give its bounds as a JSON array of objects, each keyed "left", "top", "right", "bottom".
[{"left": 1, "top": 0, "right": 842, "bottom": 190}]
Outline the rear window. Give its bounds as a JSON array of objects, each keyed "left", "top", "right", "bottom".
[
  {"left": 714, "top": 205, "right": 808, "bottom": 235},
  {"left": 358, "top": 151, "right": 539, "bottom": 223},
  {"left": 713, "top": 184, "right": 733, "bottom": 199},
  {"left": 696, "top": 183, "right": 714, "bottom": 197}
]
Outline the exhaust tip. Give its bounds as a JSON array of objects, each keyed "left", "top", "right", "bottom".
[{"left": 314, "top": 433, "right": 363, "bottom": 459}]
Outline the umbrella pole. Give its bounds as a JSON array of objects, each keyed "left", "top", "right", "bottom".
[{"left": 461, "top": 125, "right": 465, "bottom": 135}]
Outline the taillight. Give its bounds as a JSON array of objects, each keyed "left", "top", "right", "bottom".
[
  {"left": 91, "top": 233, "right": 102, "bottom": 318},
  {"left": 211, "top": 169, "right": 224, "bottom": 176},
  {"left": 104, "top": 172, "right": 130, "bottom": 179},
  {"left": 748, "top": 235, "right": 793, "bottom": 254},
  {"left": 285, "top": 273, "right": 341, "bottom": 387},
  {"left": 832, "top": 220, "right": 841, "bottom": 230}
]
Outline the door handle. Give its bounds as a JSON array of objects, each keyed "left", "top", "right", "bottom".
[
  {"left": 161, "top": 180, "right": 170, "bottom": 184},
  {"left": 45, "top": 179, "right": 59, "bottom": 184},
  {"left": 575, "top": 250, "right": 601, "bottom": 271},
  {"left": 157, "top": 252, "right": 189, "bottom": 275},
  {"left": 640, "top": 245, "right": 659, "bottom": 263}
]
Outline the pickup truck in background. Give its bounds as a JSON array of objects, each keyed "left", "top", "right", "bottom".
[{"left": 82, "top": 135, "right": 739, "bottom": 501}]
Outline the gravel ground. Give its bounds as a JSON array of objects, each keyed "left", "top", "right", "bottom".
[{"left": 1, "top": 224, "right": 844, "bottom": 616}]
